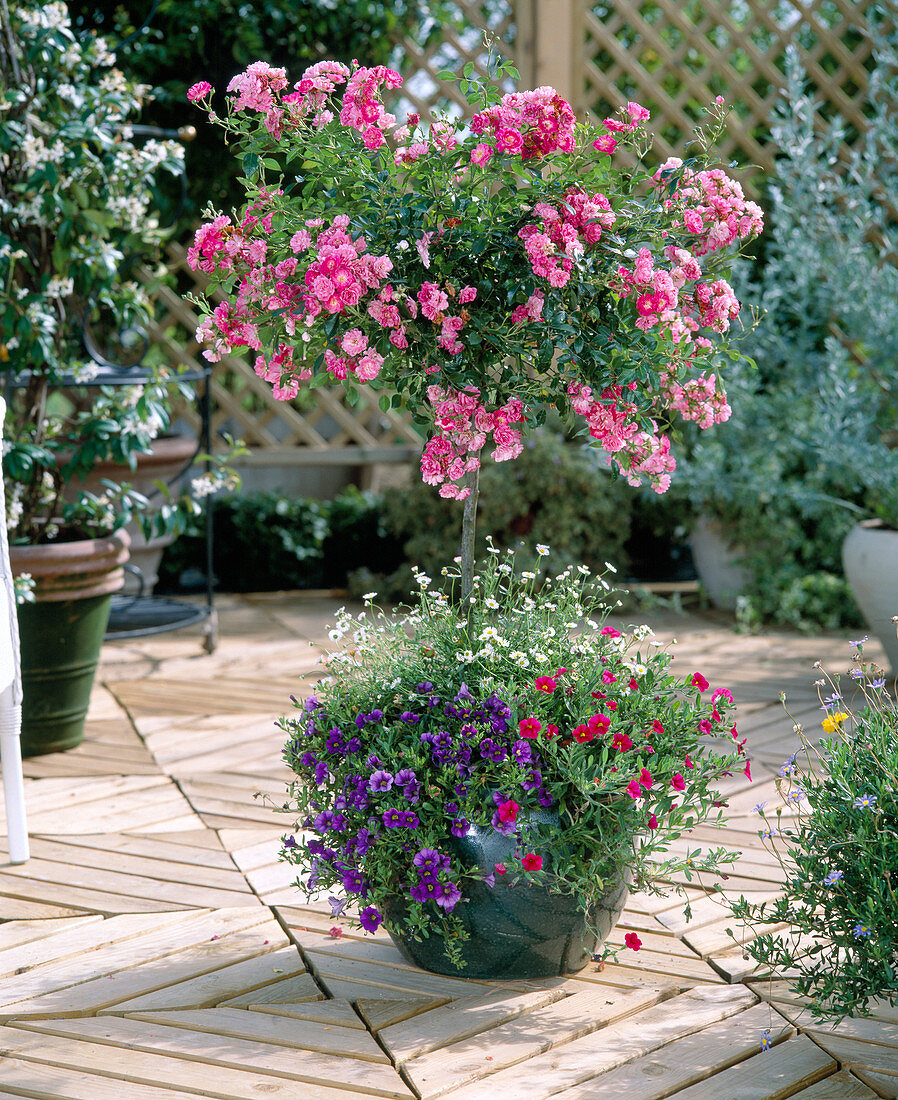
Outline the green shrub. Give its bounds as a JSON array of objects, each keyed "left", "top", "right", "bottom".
[
  {"left": 157, "top": 485, "right": 403, "bottom": 592},
  {"left": 372, "top": 430, "right": 636, "bottom": 599}
]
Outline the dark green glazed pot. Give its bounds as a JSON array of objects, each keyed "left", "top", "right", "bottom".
[
  {"left": 10, "top": 532, "right": 129, "bottom": 756},
  {"left": 17, "top": 594, "right": 114, "bottom": 756},
  {"left": 384, "top": 812, "right": 630, "bottom": 979}
]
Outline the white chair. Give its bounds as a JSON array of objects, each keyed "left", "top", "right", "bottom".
[{"left": 0, "top": 396, "right": 29, "bottom": 863}]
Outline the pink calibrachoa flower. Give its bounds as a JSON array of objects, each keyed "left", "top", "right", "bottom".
[
  {"left": 496, "top": 799, "right": 519, "bottom": 824},
  {"left": 494, "top": 863, "right": 507, "bottom": 875},
  {"left": 535, "top": 676, "right": 557, "bottom": 693},
  {"left": 691, "top": 673, "right": 710, "bottom": 691},
  {"left": 626, "top": 778, "right": 642, "bottom": 799},
  {"left": 647, "top": 813, "right": 658, "bottom": 830},
  {"left": 612, "top": 731, "right": 633, "bottom": 752},
  {"left": 671, "top": 773, "right": 686, "bottom": 791},
  {"left": 638, "top": 767, "right": 653, "bottom": 789},
  {"left": 624, "top": 932, "right": 642, "bottom": 951},
  {"left": 521, "top": 853, "right": 543, "bottom": 871},
  {"left": 519, "top": 716, "right": 543, "bottom": 739}
]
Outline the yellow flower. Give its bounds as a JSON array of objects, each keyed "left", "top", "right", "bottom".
[{"left": 821, "top": 711, "right": 848, "bottom": 733}]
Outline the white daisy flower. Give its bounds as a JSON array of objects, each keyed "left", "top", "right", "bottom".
[
  {"left": 484, "top": 597, "right": 500, "bottom": 610},
  {"left": 536, "top": 544, "right": 550, "bottom": 556}
]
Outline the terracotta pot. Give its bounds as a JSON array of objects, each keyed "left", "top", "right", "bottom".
[
  {"left": 9, "top": 531, "right": 129, "bottom": 755},
  {"left": 64, "top": 433, "right": 197, "bottom": 594},
  {"left": 842, "top": 520, "right": 898, "bottom": 674}
]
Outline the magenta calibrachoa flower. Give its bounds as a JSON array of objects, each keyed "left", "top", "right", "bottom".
[
  {"left": 187, "top": 52, "right": 762, "bottom": 501},
  {"left": 278, "top": 551, "right": 748, "bottom": 963}
]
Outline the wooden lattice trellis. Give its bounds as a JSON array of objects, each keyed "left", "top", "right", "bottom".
[
  {"left": 145, "top": 0, "right": 879, "bottom": 469},
  {"left": 578, "top": 0, "right": 875, "bottom": 183}
]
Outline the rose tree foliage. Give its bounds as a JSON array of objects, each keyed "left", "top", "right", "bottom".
[
  {"left": 186, "top": 56, "right": 762, "bottom": 500},
  {"left": 278, "top": 552, "right": 748, "bottom": 956}
]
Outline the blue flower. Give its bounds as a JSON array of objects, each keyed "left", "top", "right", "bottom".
[
  {"left": 848, "top": 636, "right": 869, "bottom": 648},
  {"left": 853, "top": 794, "right": 877, "bottom": 810},
  {"left": 823, "top": 870, "right": 843, "bottom": 886},
  {"left": 852, "top": 923, "right": 871, "bottom": 939},
  {"left": 752, "top": 801, "right": 767, "bottom": 814},
  {"left": 870, "top": 677, "right": 886, "bottom": 689},
  {"left": 760, "top": 1028, "right": 772, "bottom": 1052}
]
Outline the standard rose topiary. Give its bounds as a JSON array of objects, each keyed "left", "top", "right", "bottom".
[{"left": 185, "top": 50, "right": 762, "bottom": 592}]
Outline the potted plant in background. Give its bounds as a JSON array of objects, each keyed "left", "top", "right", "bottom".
[
  {"left": 0, "top": 1, "right": 201, "bottom": 755},
  {"left": 674, "top": 28, "right": 898, "bottom": 642},
  {"left": 187, "top": 48, "right": 761, "bottom": 971},
  {"left": 732, "top": 639, "right": 898, "bottom": 1021}
]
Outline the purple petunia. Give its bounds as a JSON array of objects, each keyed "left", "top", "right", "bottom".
[
  {"left": 416, "top": 681, "right": 434, "bottom": 693},
  {"left": 400, "top": 811, "right": 420, "bottom": 829},
  {"left": 522, "top": 768, "right": 542, "bottom": 791},
  {"left": 413, "top": 848, "right": 444, "bottom": 872},
  {"left": 399, "top": 711, "right": 420, "bottom": 724},
  {"left": 450, "top": 816, "right": 469, "bottom": 838},
  {"left": 382, "top": 808, "right": 404, "bottom": 828}
]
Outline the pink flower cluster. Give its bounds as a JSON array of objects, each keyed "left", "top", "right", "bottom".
[
  {"left": 519, "top": 189, "right": 616, "bottom": 288},
  {"left": 301, "top": 215, "right": 393, "bottom": 318},
  {"left": 420, "top": 386, "right": 525, "bottom": 499},
  {"left": 339, "top": 65, "right": 402, "bottom": 149},
  {"left": 471, "top": 86, "right": 576, "bottom": 162},
  {"left": 225, "top": 60, "right": 402, "bottom": 143},
  {"left": 662, "top": 372, "right": 731, "bottom": 429},
  {"left": 615, "top": 246, "right": 740, "bottom": 344},
  {"left": 592, "top": 101, "right": 651, "bottom": 155},
  {"left": 568, "top": 382, "right": 676, "bottom": 492},
  {"left": 656, "top": 158, "right": 764, "bottom": 257}
]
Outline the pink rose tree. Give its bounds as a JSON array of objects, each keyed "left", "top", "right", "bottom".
[{"left": 187, "top": 53, "right": 762, "bottom": 589}]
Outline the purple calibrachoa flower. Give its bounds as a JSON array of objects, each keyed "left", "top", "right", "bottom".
[
  {"left": 359, "top": 905, "right": 382, "bottom": 932},
  {"left": 400, "top": 811, "right": 420, "bottom": 828},
  {"left": 328, "top": 895, "right": 347, "bottom": 916},
  {"left": 342, "top": 869, "right": 364, "bottom": 893},
  {"left": 414, "top": 848, "right": 449, "bottom": 873},
  {"left": 399, "top": 711, "right": 420, "bottom": 723},
  {"left": 434, "top": 881, "right": 461, "bottom": 911},
  {"left": 410, "top": 878, "right": 441, "bottom": 902},
  {"left": 450, "top": 817, "right": 469, "bottom": 837},
  {"left": 368, "top": 769, "right": 394, "bottom": 793},
  {"left": 382, "top": 808, "right": 405, "bottom": 828}
]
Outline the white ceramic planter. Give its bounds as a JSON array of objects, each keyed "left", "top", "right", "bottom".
[
  {"left": 688, "top": 517, "right": 749, "bottom": 611},
  {"left": 842, "top": 521, "right": 898, "bottom": 673}
]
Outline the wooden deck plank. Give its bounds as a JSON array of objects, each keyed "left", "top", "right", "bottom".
[
  {"left": 0, "top": 1025, "right": 366, "bottom": 1100},
  {"left": 9, "top": 836, "right": 247, "bottom": 888},
  {"left": 788, "top": 1071, "right": 880, "bottom": 1098},
  {"left": 124, "top": 1006, "right": 391, "bottom": 1064},
  {"left": 665, "top": 1036, "right": 836, "bottom": 1099},
  {"left": 550, "top": 1003, "right": 792, "bottom": 1098},
  {"left": 17, "top": 1016, "right": 415, "bottom": 1098},
  {"left": 378, "top": 986, "right": 570, "bottom": 1062},
  {"left": 0, "top": 1056, "right": 208, "bottom": 1099},
  {"left": 0, "top": 909, "right": 276, "bottom": 1016},
  {"left": 407, "top": 985, "right": 756, "bottom": 1100},
  {"left": 97, "top": 944, "right": 308, "bottom": 1013}
]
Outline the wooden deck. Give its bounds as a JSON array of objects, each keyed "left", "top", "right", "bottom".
[{"left": 1, "top": 592, "right": 896, "bottom": 1099}]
